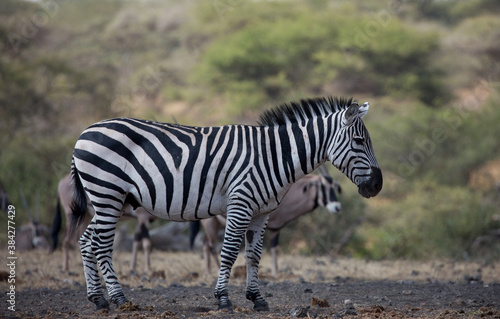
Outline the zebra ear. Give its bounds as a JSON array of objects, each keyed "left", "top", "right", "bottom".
[
  {"left": 358, "top": 102, "right": 369, "bottom": 118},
  {"left": 343, "top": 101, "right": 359, "bottom": 125}
]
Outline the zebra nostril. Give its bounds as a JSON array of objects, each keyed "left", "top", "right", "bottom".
[{"left": 370, "top": 166, "right": 383, "bottom": 194}]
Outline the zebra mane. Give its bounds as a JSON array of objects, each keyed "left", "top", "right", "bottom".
[{"left": 257, "top": 96, "right": 354, "bottom": 127}]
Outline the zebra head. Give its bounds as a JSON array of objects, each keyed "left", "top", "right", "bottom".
[{"left": 327, "top": 100, "right": 382, "bottom": 198}]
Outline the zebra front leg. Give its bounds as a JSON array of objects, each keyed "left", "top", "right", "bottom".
[
  {"left": 92, "top": 212, "right": 129, "bottom": 308},
  {"left": 213, "top": 212, "right": 249, "bottom": 311},
  {"left": 244, "top": 214, "right": 270, "bottom": 311},
  {"left": 79, "top": 220, "right": 110, "bottom": 310}
]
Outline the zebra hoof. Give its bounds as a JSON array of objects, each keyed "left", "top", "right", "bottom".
[
  {"left": 89, "top": 295, "right": 110, "bottom": 311},
  {"left": 129, "top": 269, "right": 139, "bottom": 277},
  {"left": 111, "top": 293, "right": 130, "bottom": 308},
  {"left": 246, "top": 291, "right": 270, "bottom": 312},
  {"left": 253, "top": 299, "right": 270, "bottom": 312},
  {"left": 217, "top": 297, "right": 233, "bottom": 312},
  {"left": 95, "top": 301, "right": 110, "bottom": 311}
]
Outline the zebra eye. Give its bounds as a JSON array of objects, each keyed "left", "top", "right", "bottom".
[{"left": 353, "top": 136, "right": 364, "bottom": 145}]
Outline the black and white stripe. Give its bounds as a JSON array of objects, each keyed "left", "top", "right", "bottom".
[{"left": 71, "top": 96, "right": 382, "bottom": 311}]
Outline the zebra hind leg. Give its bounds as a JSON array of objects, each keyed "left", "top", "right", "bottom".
[
  {"left": 79, "top": 219, "right": 110, "bottom": 310},
  {"left": 91, "top": 211, "right": 129, "bottom": 308},
  {"left": 244, "top": 214, "right": 270, "bottom": 311}
]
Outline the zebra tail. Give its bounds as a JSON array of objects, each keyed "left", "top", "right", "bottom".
[
  {"left": 49, "top": 197, "right": 62, "bottom": 253},
  {"left": 70, "top": 158, "right": 87, "bottom": 235},
  {"left": 189, "top": 220, "right": 201, "bottom": 250}
]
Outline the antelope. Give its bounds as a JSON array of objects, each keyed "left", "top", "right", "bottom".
[
  {"left": 50, "top": 173, "right": 155, "bottom": 273},
  {"left": 16, "top": 189, "right": 51, "bottom": 251},
  {"left": 190, "top": 167, "right": 342, "bottom": 277}
]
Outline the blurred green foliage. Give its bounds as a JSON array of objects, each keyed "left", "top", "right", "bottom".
[
  {"left": 0, "top": 0, "right": 499, "bottom": 261},
  {"left": 195, "top": 2, "right": 446, "bottom": 110},
  {"left": 356, "top": 180, "right": 500, "bottom": 260}
]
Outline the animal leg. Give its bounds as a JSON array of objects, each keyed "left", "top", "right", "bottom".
[
  {"left": 244, "top": 213, "right": 269, "bottom": 311},
  {"left": 212, "top": 243, "right": 220, "bottom": 270},
  {"left": 268, "top": 230, "right": 280, "bottom": 277},
  {"left": 203, "top": 235, "right": 220, "bottom": 274},
  {"left": 213, "top": 209, "right": 249, "bottom": 311},
  {"left": 131, "top": 221, "right": 151, "bottom": 274},
  {"left": 62, "top": 230, "right": 70, "bottom": 272},
  {"left": 142, "top": 237, "right": 151, "bottom": 273},
  {"left": 136, "top": 210, "right": 152, "bottom": 274},
  {"left": 130, "top": 240, "right": 139, "bottom": 275},
  {"left": 78, "top": 219, "right": 109, "bottom": 310},
  {"left": 91, "top": 211, "right": 129, "bottom": 308},
  {"left": 202, "top": 217, "right": 221, "bottom": 274},
  {"left": 202, "top": 238, "right": 212, "bottom": 275}
]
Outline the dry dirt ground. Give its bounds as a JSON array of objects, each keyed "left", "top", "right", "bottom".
[{"left": 1, "top": 249, "right": 499, "bottom": 318}]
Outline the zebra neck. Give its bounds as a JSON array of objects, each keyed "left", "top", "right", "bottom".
[{"left": 267, "top": 118, "right": 330, "bottom": 186}]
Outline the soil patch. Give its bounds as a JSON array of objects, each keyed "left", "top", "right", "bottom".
[{"left": 1, "top": 250, "right": 499, "bottom": 318}]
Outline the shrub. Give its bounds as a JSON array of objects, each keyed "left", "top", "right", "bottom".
[
  {"left": 353, "top": 180, "right": 500, "bottom": 260},
  {"left": 194, "top": 9, "right": 335, "bottom": 110}
]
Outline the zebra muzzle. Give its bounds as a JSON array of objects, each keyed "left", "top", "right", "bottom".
[{"left": 358, "top": 167, "right": 383, "bottom": 198}]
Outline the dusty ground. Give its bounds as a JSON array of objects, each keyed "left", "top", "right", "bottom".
[{"left": 1, "top": 249, "right": 499, "bottom": 318}]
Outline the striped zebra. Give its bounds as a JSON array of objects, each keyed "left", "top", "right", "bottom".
[
  {"left": 70, "top": 97, "right": 382, "bottom": 311},
  {"left": 190, "top": 168, "right": 342, "bottom": 277}
]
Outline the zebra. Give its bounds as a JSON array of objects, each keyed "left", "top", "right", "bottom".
[
  {"left": 189, "top": 168, "right": 342, "bottom": 277},
  {"left": 70, "top": 96, "right": 382, "bottom": 311}
]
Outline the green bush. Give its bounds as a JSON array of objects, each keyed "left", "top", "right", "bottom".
[
  {"left": 354, "top": 180, "right": 500, "bottom": 260},
  {"left": 316, "top": 18, "right": 446, "bottom": 105},
  {"left": 194, "top": 9, "right": 335, "bottom": 110},
  {"left": 370, "top": 94, "right": 500, "bottom": 186},
  {"left": 415, "top": 0, "right": 500, "bottom": 25},
  {"left": 196, "top": 4, "right": 446, "bottom": 110},
  {"left": 0, "top": 134, "right": 72, "bottom": 228},
  {"left": 1, "top": 0, "right": 499, "bottom": 260}
]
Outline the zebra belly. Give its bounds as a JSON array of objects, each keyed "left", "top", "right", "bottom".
[
  {"left": 131, "top": 182, "right": 229, "bottom": 222},
  {"left": 156, "top": 201, "right": 228, "bottom": 222}
]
